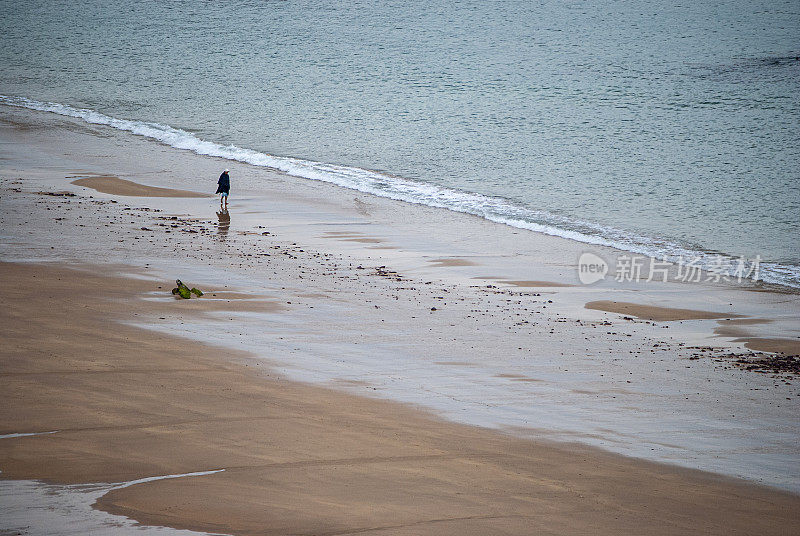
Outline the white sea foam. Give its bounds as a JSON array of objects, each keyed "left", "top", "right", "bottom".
[{"left": 2, "top": 94, "right": 797, "bottom": 288}]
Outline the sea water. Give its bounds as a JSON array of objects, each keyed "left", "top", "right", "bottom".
[{"left": 1, "top": 0, "right": 798, "bottom": 285}]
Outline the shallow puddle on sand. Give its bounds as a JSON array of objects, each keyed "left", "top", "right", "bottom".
[
  {"left": 0, "top": 470, "right": 224, "bottom": 536},
  {"left": 0, "top": 431, "right": 57, "bottom": 439}
]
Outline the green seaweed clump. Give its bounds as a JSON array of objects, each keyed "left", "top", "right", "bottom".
[{"left": 172, "top": 279, "right": 202, "bottom": 299}]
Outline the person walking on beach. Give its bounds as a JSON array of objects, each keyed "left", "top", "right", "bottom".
[{"left": 216, "top": 168, "right": 230, "bottom": 209}]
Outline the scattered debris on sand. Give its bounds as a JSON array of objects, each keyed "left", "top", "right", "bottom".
[{"left": 731, "top": 353, "right": 800, "bottom": 376}]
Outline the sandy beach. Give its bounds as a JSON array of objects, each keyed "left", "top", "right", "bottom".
[
  {"left": 2, "top": 263, "right": 798, "bottom": 535},
  {"left": 1, "top": 105, "right": 799, "bottom": 534}
]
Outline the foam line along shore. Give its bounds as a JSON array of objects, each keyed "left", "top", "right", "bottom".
[{"left": 1, "top": 95, "right": 795, "bottom": 289}]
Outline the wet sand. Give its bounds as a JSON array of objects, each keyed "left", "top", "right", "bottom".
[
  {"left": 2, "top": 261, "right": 798, "bottom": 535},
  {"left": 1, "top": 105, "right": 799, "bottom": 533}
]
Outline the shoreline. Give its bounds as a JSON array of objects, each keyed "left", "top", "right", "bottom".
[
  {"left": 1, "top": 104, "right": 798, "bottom": 485},
  {"left": 0, "top": 104, "right": 799, "bottom": 532},
  {"left": 1, "top": 260, "right": 798, "bottom": 535},
  {"left": 2, "top": 95, "right": 797, "bottom": 290}
]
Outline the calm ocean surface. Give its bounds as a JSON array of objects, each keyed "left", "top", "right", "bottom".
[{"left": 1, "top": 0, "right": 798, "bottom": 285}]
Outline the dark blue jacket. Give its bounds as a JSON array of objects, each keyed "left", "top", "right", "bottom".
[{"left": 216, "top": 172, "right": 230, "bottom": 194}]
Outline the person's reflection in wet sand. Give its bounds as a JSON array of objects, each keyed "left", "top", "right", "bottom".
[{"left": 216, "top": 209, "right": 230, "bottom": 240}]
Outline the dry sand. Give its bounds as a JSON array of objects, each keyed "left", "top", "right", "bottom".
[
  {"left": 585, "top": 300, "right": 741, "bottom": 322},
  {"left": 588, "top": 301, "right": 800, "bottom": 354},
  {"left": 71, "top": 175, "right": 211, "bottom": 198},
  {"left": 1, "top": 261, "right": 798, "bottom": 535},
  {"left": 503, "top": 280, "right": 575, "bottom": 288},
  {"left": 729, "top": 337, "right": 800, "bottom": 355}
]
